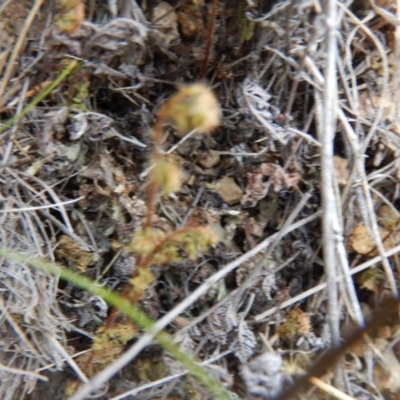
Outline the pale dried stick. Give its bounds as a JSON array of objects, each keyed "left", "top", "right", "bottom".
[
  {"left": 0, "top": 298, "right": 45, "bottom": 363},
  {"left": 178, "top": 258, "right": 301, "bottom": 332},
  {"left": 2, "top": 78, "right": 29, "bottom": 165},
  {"left": 20, "top": 207, "right": 45, "bottom": 258},
  {"left": 35, "top": 349, "right": 91, "bottom": 373},
  {"left": 360, "top": 168, "right": 398, "bottom": 295},
  {"left": 13, "top": 195, "right": 54, "bottom": 259},
  {"left": 110, "top": 350, "right": 232, "bottom": 400},
  {"left": 338, "top": 32, "right": 359, "bottom": 115},
  {"left": 306, "top": 39, "right": 364, "bottom": 325},
  {"left": 283, "top": 11, "right": 327, "bottom": 122},
  {"left": 329, "top": 117, "right": 365, "bottom": 326},
  {"left": 216, "top": 147, "right": 270, "bottom": 157},
  {"left": 250, "top": 0, "right": 290, "bottom": 22},
  {"left": 164, "top": 128, "right": 197, "bottom": 155},
  {"left": 334, "top": 211, "right": 365, "bottom": 327},
  {"left": 320, "top": 0, "right": 341, "bottom": 350},
  {"left": 0, "top": 0, "right": 44, "bottom": 105},
  {"left": 0, "top": 362, "right": 47, "bottom": 382},
  {"left": 370, "top": 0, "right": 400, "bottom": 26},
  {"left": 22, "top": 173, "right": 75, "bottom": 233},
  {"left": 232, "top": 192, "right": 312, "bottom": 308},
  {"left": 309, "top": 376, "right": 356, "bottom": 400},
  {"left": 11, "top": 186, "right": 45, "bottom": 258},
  {"left": 286, "top": 126, "right": 322, "bottom": 146},
  {"left": 38, "top": 209, "right": 91, "bottom": 251},
  {"left": 368, "top": 186, "right": 399, "bottom": 217},
  {"left": 0, "top": 0, "right": 12, "bottom": 14},
  {"left": 69, "top": 212, "right": 320, "bottom": 400},
  {"left": 368, "top": 162, "right": 399, "bottom": 186},
  {"left": 339, "top": 105, "right": 398, "bottom": 296},
  {"left": 45, "top": 335, "right": 89, "bottom": 385},
  {"left": 338, "top": 3, "right": 390, "bottom": 152},
  {"left": 254, "top": 243, "right": 400, "bottom": 321},
  {"left": 342, "top": 14, "right": 374, "bottom": 117},
  {"left": 0, "top": 196, "right": 84, "bottom": 213},
  {"left": 110, "top": 128, "right": 147, "bottom": 148},
  {"left": 6, "top": 169, "right": 74, "bottom": 234},
  {"left": 74, "top": 210, "right": 99, "bottom": 253}
]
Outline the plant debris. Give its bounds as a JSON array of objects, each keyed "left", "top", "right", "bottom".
[{"left": 1, "top": 0, "right": 400, "bottom": 399}]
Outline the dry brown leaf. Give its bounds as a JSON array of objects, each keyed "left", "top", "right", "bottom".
[
  {"left": 277, "top": 308, "right": 310, "bottom": 339},
  {"left": 197, "top": 150, "right": 220, "bottom": 168},
  {"left": 119, "top": 196, "right": 146, "bottom": 220},
  {"left": 91, "top": 19, "right": 147, "bottom": 51},
  {"left": 207, "top": 176, "right": 243, "bottom": 205},
  {"left": 152, "top": 2, "right": 179, "bottom": 45},
  {"left": 241, "top": 163, "right": 300, "bottom": 207},
  {"left": 359, "top": 91, "right": 395, "bottom": 121},
  {"left": 333, "top": 156, "right": 349, "bottom": 186},
  {"left": 61, "top": 143, "right": 81, "bottom": 161},
  {"left": 349, "top": 224, "right": 377, "bottom": 255},
  {"left": 260, "top": 164, "right": 300, "bottom": 191},
  {"left": 349, "top": 224, "right": 400, "bottom": 256},
  {"left": 377, "top": 204, "right": 400, "bottom": 230},
  {"left": 247, "top": 216, "right": 265, "bottom": 237},
  {"left": 55, "top": 0, "right": 85, "bottom": 33},
  {"left": 80, "top": 151, "right": 126, "bottom": 194},
  {"left": 25, "top": 159, "right": 46, "bottom": 177},
  {"left": 37, "top": 107, "right": 68, "bottom": 157},
  {"left": 377, "top": 326, "right": 392, "bottom": 340},
  {"left": 241, "top": 170, "right": 269, "bottom": 208},
  {"left": 358, "top": 268, "right": 386, "bottom": 294},
  {"left": 177, "top": 5, "right": 204, "bottom": 39},
  {"left": 56, "top": 235, "right": 98, "bottom": 272},
  {"left": 374, "top": 339, "right": 400, "bottom": 395}
]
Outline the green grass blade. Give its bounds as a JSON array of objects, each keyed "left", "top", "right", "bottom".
[
  {"left": 0, "top": 60, "right": 79, "bottom": 135},
  {"left": 0, "top": 247, "right": 232, "bottom": 399}
]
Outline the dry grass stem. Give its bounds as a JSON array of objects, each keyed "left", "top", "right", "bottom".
[
  {"left": 1, "top": 0, "right": 400, "bottom": 398},
  {"left": 320, "top": 0, "right": 341, "bottom": 353},
  {"left": 255, "top": 243, "right": 400, "bottom": 321},
  {"left": 0, "top": 0, "right": 44, "bottom": 105},
  {"left": 308, "top": 376, "right": 356, "bottom": 400}
]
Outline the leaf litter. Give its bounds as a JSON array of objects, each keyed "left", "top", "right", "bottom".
[{"left": 1, "top": 0, "right": 400, "bottom": 399}]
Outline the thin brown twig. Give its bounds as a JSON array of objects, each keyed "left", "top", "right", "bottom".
[{"left": 198, "top": 0, "right": 219, "bottom": 80}]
